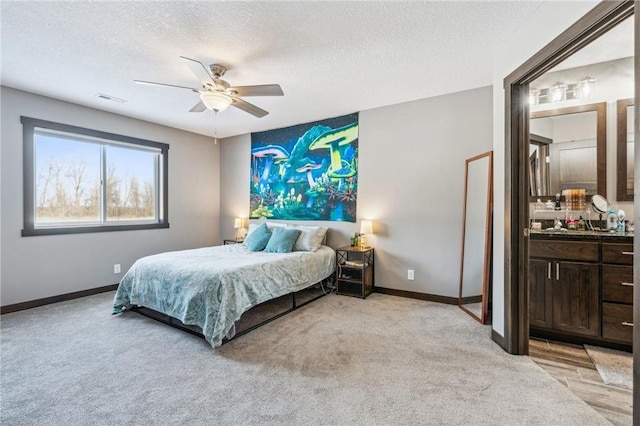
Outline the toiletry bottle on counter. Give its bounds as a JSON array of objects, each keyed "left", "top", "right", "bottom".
[
  {"left": 578, "top": 216, "right": 585, "bottom": 231},
  {"left": 617, "top": 210, "right": 626, "bottom": 232},
  {"left": 554, "top": 193, "right": 561, "bottom": 210},
  {"left": 607, "top": 210, "right": 618, "bottom": 231},
  {"left": 554, "top": 217, "right": 562, "bottom": 230}
]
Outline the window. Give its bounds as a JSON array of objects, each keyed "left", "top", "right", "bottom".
[{"left": 21, "top": 117, "right": 169, "bottom": 236}]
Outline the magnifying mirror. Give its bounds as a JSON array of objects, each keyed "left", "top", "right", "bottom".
[{"left": 591, "top": 194, "right": 610, "bottom": 214}]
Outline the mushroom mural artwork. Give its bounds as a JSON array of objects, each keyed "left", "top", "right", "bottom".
[
  {"left": 250, "top": 112, "right": 359, "bottom": 221},
  {"left": 296, "top": 162, "right": 323, "bottom": 188},
  {"left": 309, "top": 122, "right": 358, "bottom": 176},
  {"left": 251, "top": 144, "right": 289, "bottom": 187}
]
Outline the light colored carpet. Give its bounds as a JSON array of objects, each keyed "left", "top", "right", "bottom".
[
  {"left": 585, "top": 344, "right": 633, "bottom": 390},
  {"left": 1, "top": 292, "right": 611, "bottom": 425}
]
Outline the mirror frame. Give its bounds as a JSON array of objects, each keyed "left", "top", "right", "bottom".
[
  {"left": 616, "top": 98, "right": 634, "bottom": 201},
  {"left": 529, "top": 101, "right": 607, "bottom": 201},
  {"left": 458, "top": 150, "right": 493, "bottom": 324}
]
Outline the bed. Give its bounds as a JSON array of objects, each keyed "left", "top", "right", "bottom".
[{"left": 112, "top": 242, "right": 336, "bottom": 347}]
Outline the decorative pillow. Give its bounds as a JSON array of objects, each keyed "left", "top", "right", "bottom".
[
  {"left": 243, "top": 223, "right": 272, "bottom": 252},
  {"left": 246, "top": 222, "right": 260, "bottom": 238},
  {"left": 290, "top": 225, "right": 328, "bottom": 252},
  {"left": 264, "top": 228, "right": 302, "bottom": 253}
]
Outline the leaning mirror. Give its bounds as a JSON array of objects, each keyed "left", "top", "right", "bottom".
[
  {"left": 459, "top": 151, "right": 493, "bottom": 324},
  {"left": 529, "top": 102, "right": 607, "bottom": 200},
  {"left": 616, "top": 98, "right": 634, "bottom": 201}
]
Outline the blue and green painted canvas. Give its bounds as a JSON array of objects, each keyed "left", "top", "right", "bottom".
[{"left": 250, "top": 113, "right": 358, "bottom": 222}]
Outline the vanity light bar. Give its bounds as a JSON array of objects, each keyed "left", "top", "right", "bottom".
[{"left": 530, "top": 77, "right": 597, "bottom": 106}]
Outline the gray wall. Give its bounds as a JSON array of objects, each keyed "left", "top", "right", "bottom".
[
  {"left": 1, "top": 87, "right": 220, "bottom": 306},
  {"left": 220, "top": 86, "right": 493, "bottom": 297}
]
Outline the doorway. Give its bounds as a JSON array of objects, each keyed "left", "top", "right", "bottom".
[{"left": 502, "top": 0, "right": 638, "bottom": 421}]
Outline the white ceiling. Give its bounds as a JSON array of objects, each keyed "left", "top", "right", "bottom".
[{"left": 1, "top": 1, "right": 549, "bottom": 138}]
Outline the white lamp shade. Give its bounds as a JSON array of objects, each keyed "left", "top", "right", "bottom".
[
  {"left": 201, "top": 91, "right": 232, "bottom": 112},
  {"left": 234, "top": 217, "right": 242, "bottom": 229},
  {"left": 360, "top": 220, "right": 373, "bottom": 235}
]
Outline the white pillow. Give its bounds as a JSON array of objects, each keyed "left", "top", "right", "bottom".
[
  {"left": 289, "top": 225, "right": 328, "bottom": 252},
  {"left": 246, "top": 221, "right": 286, "bottom": 238},
  {"left": 266, "top": 221, "right": 287, "bottom": 231}
]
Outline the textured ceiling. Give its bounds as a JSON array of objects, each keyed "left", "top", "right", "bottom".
[{"left": 1, "top": 1, "right": 545, "bottom": 138}]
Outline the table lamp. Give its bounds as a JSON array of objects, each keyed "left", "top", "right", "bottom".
[{"left": 234, "top": 217, "right": 247, "bottom": 240}]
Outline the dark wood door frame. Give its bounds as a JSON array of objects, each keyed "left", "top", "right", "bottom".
[{"left": 500, "top": 0, "right": 639, "bottom": 421}]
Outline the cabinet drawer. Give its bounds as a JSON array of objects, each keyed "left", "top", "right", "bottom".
[
  {"left": 602, "top": 243, "right": 634, "bottom": 265},
  {"left": 337, "top": 280, "right": 363, "bottom": 298},
  {"left": 602, "top": 302, "right": 633, "bottom": 343},
  {"left": 602, "top": 265, "right": 634, "bottom": 303},
  {"left": 530, "top": 240, "right": 598, "bottom": 262},
  {"left": 337, "top": 266, "right": 363, "bottom": 281}
]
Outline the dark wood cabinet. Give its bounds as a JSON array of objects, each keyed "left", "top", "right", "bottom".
[
  {"left": 529, "top": 258, "right": 553, "bottom": 329},
  {"left": 530, "top": 240, "right": 600, "bottom": 337},
  {"left": 601, "top": 243, "right": 634, "bottom": 344},
  {"left": 551, "top": 261, "right": 599, "bottom": 337},
  {"left": 529, "top": 236, "right": 633, "bottom": 349}
]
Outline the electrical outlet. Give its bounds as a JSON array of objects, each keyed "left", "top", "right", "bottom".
[
  {"left": 407, "top": 269, "right": 414, "bottom": 280},
  {"left": 114, "top": 264, "right": 121, "bottom": 274}
]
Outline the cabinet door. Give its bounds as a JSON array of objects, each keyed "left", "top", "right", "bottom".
[
  {"left": 529, "top": 258, "right": 553, "bottom": 328},
  {"left": 552, "top": 262, "right": 599, "bottom": 336}
]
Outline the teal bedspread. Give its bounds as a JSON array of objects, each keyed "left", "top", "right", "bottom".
[{"left": 113, "top": 244, "right": 335, "bottom": 347}]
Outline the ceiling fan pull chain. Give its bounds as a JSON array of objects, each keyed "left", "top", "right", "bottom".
[{"left": 214, "top": 110, "right": 219, "bottom": 145}]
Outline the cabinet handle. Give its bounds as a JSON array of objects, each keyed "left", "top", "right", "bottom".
[
  {"left": 622, "top": 322, "right": 634, "bottom": 327},
  {"left": 547, "top": 262, "right": 551, "bottom": 279},
  {"left": 622, "top": 251, "right": 634, "bottom": 255},
  {"left": 621, "top": 282, "right": 634, "bottom": 287},
  {"left": 556, "top": 262, "right": 559, "bottom": 280}
]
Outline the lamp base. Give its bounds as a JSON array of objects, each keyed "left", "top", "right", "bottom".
[{"left": 359, "top": 235, "right": 368, "bottom": 250}]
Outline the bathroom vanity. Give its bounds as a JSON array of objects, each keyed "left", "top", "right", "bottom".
[{"left": 529, "top": 230, "right": 633, "bottom": 350}]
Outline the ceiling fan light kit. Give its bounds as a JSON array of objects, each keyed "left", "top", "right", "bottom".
[
  {"left": 200, "top": 91, "right": 232, "bottom": 112},
  {"left": 134, "top": 56, "right": 284, "bottom": 119}
]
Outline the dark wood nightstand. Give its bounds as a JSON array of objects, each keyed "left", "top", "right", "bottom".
[
  {"left": 224, "top": 239, "right": 244, "bottom": 245},
  {"left": 336, "top": 246, "right": 374, "bottom": 298}
]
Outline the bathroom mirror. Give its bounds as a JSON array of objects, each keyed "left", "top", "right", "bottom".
[
  {"left": 616, "top": 98, "right": 635, "bottom": 201},
  {"left": 529, "top": 102, "right": 607, "bottom": 200},
  {"left": 459, "top": 151, "right": 493, "bottom": 324},
  {"left": 529, "top": 133, "right": 552, "bottom": 197}
]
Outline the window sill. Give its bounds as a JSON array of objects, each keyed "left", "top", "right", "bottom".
[{"left": 22, "top": 222, "right": 170, "bottom": 237}]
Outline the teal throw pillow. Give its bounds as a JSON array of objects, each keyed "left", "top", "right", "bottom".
[
  {"left": 243, "top": 223, "right": 272, "bottom": 251},
  {"left": 264, "top": 227, "right": 302, "bottom": 253}
]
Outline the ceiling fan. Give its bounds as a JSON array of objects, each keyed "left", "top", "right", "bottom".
[{"left": 135, "top": 56, "right": 284, "bottom": 118}]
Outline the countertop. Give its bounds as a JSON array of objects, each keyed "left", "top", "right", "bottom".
[{"left": 530, "top": 229, "right": 633, "bottom": 242}]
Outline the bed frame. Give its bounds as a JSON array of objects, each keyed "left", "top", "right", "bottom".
[{"left": 130, "top": 275, "right": 335, "bottom": 345}]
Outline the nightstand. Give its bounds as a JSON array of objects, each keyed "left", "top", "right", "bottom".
[
  {"left": 335, "top": 246, "right": 374, "bottom": 298},
  {"left": 224, "top": 239, "right": 244, "bottom": 245}
]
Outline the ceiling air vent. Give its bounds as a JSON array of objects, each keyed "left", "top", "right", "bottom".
[{"left": 96, "top": 93, "right": 126, "bottom": 103}]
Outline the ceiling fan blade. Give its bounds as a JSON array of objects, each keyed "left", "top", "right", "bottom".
[
  {"left": 230, "top": 84, "right": 284, "bottom": 97},
  {"left": 180, "top": 56, "right": 214, "bottom": 84},
  {"left": 231, "top": 97, "right": 269, "bottom": 118},
  {"left": 189, "top": 100, "right": 207, "bottom": 113},
  {"left": 134, "top": 80, "right": 200, "bottom": 92}
]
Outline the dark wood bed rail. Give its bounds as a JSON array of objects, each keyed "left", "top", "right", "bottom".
[{"left": 130, "top": 276, "right": 335, "bottom": 346}]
